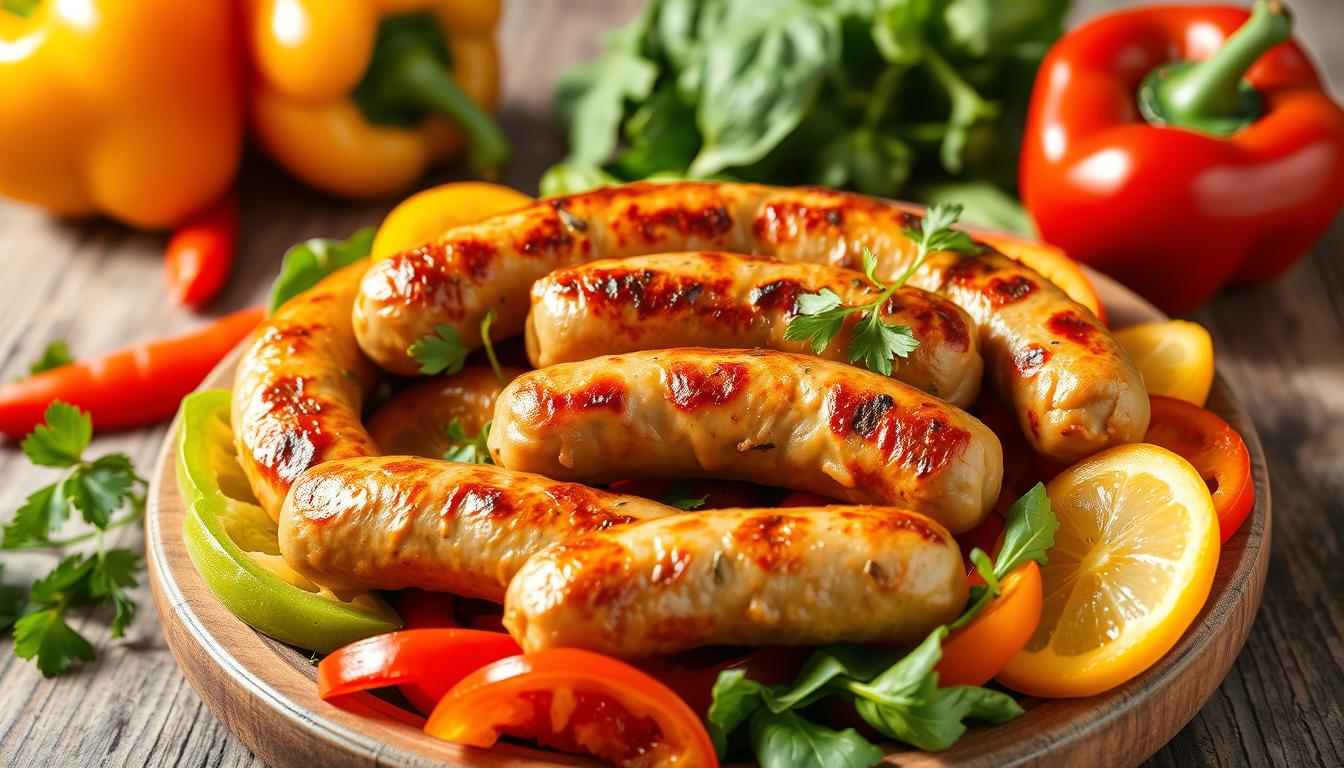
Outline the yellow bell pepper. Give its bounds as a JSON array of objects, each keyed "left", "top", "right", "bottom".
[
  {"left": 247, "top": 0, "right": 509, "bottom": 199},
  {"left": 0, "top": 0, "right": 243, "bottom": 229}
]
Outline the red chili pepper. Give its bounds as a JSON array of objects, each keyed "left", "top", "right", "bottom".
[
  {"left": 0, "top": 307, "right": 263, "bottom": 438},
  {"left": 165, "top": 192, "right": 239, "bottom": 308},
  {"left": 1021, "top": 0, "right": 1344, "bottom": 314}
]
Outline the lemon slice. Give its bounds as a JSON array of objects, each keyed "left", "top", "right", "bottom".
[
  {"left": 996, "top": 443, "right": 1219, "bottom": 697},
  {"left": 1114, "top": 320, "right": 1214, "bottom": 406}
]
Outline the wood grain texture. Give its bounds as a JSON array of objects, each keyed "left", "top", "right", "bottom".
[
  {"left": 0, "top": 0, "right": 1340, "bottom": 766},
  {"left": 143, "top": 273, "right": 1269, "bottom": 768}
]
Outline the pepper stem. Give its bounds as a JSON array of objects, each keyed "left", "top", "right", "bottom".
[
  {"left": 1138, "top": 0, "right": 1293, "bottom": 135},
  {"left": 354, "top": 13, "right": 511, "bottom": 179}
]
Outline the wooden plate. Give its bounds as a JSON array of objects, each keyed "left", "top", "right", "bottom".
[{"left": 146, "top": 270, "right": 1270, "bottom": 768}]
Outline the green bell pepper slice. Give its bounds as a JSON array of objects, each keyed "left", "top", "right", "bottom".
[{"left": 175, "top": 389, "right": 400, "bottom": 653}]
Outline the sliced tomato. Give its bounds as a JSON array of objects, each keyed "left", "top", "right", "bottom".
[
  {"left": 318, "top": 629, "right": 521, "bottom": 716},
  {"left": 936, "top": 562, "right": 1043, "bottom": 687},
  {"left": 425, "top": 649, "right": 719, "bottom": 767},
  {"left": 639, "top": 646, "right": 808, "bottom": 718},
  {"left": 1144, "top": 395, "right": 1254, "bottom": 544}
]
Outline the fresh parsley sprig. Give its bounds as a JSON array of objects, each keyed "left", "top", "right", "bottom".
[
  {"left": 707, "top": 484, "right": 1056, "bottom": 767},
  {"left": 783, "top": 203, "right": 979, "bottom": 377},
  {"left": 1, "top": 402, "right": 147, "bottom": 677},
  {"left": 442, "top": 419, "right": 493, "bottom": 464},
  {"left": 26, "top": 340, "right": 73, "bottom": 377},
  {"left": 409, "top": 309, "right": 506, "bottom": 384}
]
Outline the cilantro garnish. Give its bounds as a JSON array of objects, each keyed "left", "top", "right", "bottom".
[
  {"left": 442, "top": 419, "right": 493, "bottom": 464},
  {"left": 409, "top": 310, "right": 504, "bottom": 380},
  {"left": 783, "top": 203, "right": 979, "bottom": 376},
  {"left": 2, "top": 402, "right": 146, "bottom": 677},
  {"left": 707, "top": 484, "right": 1056, "bottom": 766}
]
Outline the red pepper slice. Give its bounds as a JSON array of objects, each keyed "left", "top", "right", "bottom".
[
  {"left": 1144, "top": 395, "right": 1254, "bottom": 543},
  {"left": 425, "top": 649, "right": 719, "bottom": 767},
  {"left": 165, "top": 192, "right": 239, "bottom": 308},
  {"left": 0, "top": 307, "right": 263, "bottom": 438},
  {"left": 1021, "top": 0, "right": 1344, "bottom": 313},
  {"left": 318, "top": 628, "right": 521, "bottom": 716}
]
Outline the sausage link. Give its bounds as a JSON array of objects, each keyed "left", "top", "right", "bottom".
[
  {"left": 233, "top": 264, "right": 379, "bottom": 520},
  {"left": 504, "top": 506, "right": 968, "bottom": 657},
  {"left": 488, "top": 349, "right": 1001, "bottom": 533},
  {"left": 367, "top": 365, "right": 523, "bottom": 457},
  {"left": 278, "top": 456, "right": 678, "bottom": 600},
  {"left": 526, "top": 252, "right": 982, "bottom": 407},
  {"left": 355, "top": 181, "right": 1147, "bottom": 462}
]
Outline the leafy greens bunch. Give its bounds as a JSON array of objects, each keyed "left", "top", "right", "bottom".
[
  {"left": 709, "top": 484, "right": 1058, "bottom": 767},
  {"left": 543, "top": 0, "right": 1070, "bottom": 233}
]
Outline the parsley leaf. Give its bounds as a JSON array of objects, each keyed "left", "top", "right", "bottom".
[
  {"left": 3, "top": 482, "right": 70, "bottom": 548},
  {"left": 88, "top": 549, "right": 139, "bottom": 638},
  {"left": 27, "top": 340, "right": 73, "bottom": 376},
  {"left": 64, "top": 454, "right": 140, "bottom": 529},
  {"left": 14, "top": 607, "right": 95, "bottom": 678},
  {"left": 660, "top": 479, "right": 707, "bottom": 511},
  {"left": 21, "top": 401, "right": 91, "bottom": 467},
  {"left": 480, "top": 309, "right": 506, "bottom": 385},
  {"left": 442, "top": 419, "right": 493, "bottom": 464},
  {"left": 268, "top": 227, "right": 375, "bottom": 313},
  {"left": 3, "top": 403, "right": 146, "bottom": 676},
  {"left": 0, "top": 564, "right": 23, "bottom": 632},
  {"left": 784, "top": 203, "right": 978, "bottom": 376},
  {"left": 408, "top": 324, "right": 469, "bottom": 376}
]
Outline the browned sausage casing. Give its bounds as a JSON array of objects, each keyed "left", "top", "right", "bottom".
[
  {"left": 367, "top": 364, "right": 523, "bottom": 457},
  {"left": 526, "top": 252, "right": 983, "bottom": 407},
  {"left": 278, "top": 456, "right": 678, "bottom": 600},
  {"left": 354, "top": 181, "right": 1147, "bottom": 463},
  {"left": 233, "top": 263, "right": 379, "bottom": 520},
  {"left": 488, "top": 348, "right": 1001, "bottom": 533},
  {"left": 504, "top": 506, "right": 968, "bottom": 657}
]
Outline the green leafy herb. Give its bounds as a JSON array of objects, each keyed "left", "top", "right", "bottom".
[
  {"left": 409, "top": 311, "right": 503, "bottom": 378},
  {"left": 0, "top": 565, "right": 22, "bottom": 632},
  {"left": 479, "top": 310, "right": 506, "bottom": 386},
  {"left": 544, "top": 0, "right": 1067, "bottom": 234},
  {"left": 660, "top": 479, "right": 707, "bottom": 511},
  {"left": 26, "top": 341, "right": 73, "bottom": 376},
  {"left": 268, "top": 227, "right": 375, "bottom": 313},
  {"left": 408, "top": 324, "right": 469, "bottom": 376},
  {"left": 442, "top": 419, "right": 493, "bottom": 465},
  {"left": 708, "top": 484, "right": 1055, "bottom": 764},
  {"left": 785, "top": 203, "right": 976, "bottom": 375},
  {"left": 2, "top": 403, "right": 147, "bottom": 677}
]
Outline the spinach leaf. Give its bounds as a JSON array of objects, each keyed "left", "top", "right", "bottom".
[{"left": 750, "top": 709, "right": 884, "bottom": 768}]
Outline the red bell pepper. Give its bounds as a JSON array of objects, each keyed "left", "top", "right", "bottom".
[
  {"left": 1021, "top": 0, "right": 1344, "bottom": 314},
  {"left": 0, "top": 307, "right": 263, "bottom": 438}
]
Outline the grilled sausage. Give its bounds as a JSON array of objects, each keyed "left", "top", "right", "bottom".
[
  {"left": 504, "top": 506, "right": 968, "bottom": 657},
  {"left": 367, "top": 365, "right": 523, "bottom": 457},
  {"left": 526, "top": 252, "right": 982, "bottom": 407},
  {"left": 233, "top": 263, "right": 379, "bottom": 520},
  {"left": 278, "top": 456, "right": 678, "bottom": 599},
  {"left": 488, "top": 349, "right": 1001, "bottom": 533},
  {"left": 354, "top": 181, "right": 1147, "bottom": 463}
]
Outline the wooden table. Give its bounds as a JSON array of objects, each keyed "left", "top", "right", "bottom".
[{"left": 0, "top": 1, "right": 1339, "bottom": 766}]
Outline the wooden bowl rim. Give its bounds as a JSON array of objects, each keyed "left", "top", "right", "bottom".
[{"left": 146, "top": 268, "right": 1271, "bottom": 768}]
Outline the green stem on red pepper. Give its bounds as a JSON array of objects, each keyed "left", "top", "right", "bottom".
[
  {"left": 1138, "top": 0, "right": 1293, "bottom": 135},
  {"left": 354, "top": 12, "right": 511, "bottom": 179}
]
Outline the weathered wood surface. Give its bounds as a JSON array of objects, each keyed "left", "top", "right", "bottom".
[{"left": 0, "top": 0, "right": 1340, "bottom": 766}]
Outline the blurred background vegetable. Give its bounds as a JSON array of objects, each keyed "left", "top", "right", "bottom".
[
  {"left": 542, "top": 0, "right": 1071, "bottom": 234},
  {"left": 1020, "top": 0, "right": 1344, "bottom": 313}
]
